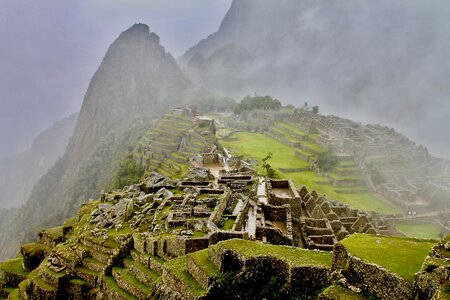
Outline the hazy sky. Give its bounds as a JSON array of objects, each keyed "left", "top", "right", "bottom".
[{"left": 0, "top": 0, "right": 232, "bottom": 159}]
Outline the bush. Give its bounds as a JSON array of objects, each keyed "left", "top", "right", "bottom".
[
  {"left": 316, "top": 150, "right": 338, "bottom": 172},
  {"left": 234, "top": 94, "right": 282, "bottom": 115},
  {"left": 109, "top": 153, "right": 144, "bottom": 189}
]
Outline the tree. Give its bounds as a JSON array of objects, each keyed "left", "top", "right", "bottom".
[
  {"left": 316, "top": 150, "right": 338, "bottom": 172},
  {"left": 262, "top": 152, "right": 278, "bottom": 178},
  {"left": 234, "top": 94, "right": 282, "bottom": 115},
  {"left": 312, "top": 105, "right": 319, "bottom": 114}
]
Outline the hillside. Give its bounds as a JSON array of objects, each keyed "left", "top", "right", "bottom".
[
  {"left": 0, "top": 112, "right": 448, "bottom": 299},
  {"left": 0, "top": 114, "right": 77, "bottom": 209},
  {"left": 180, "top": 0, "right": 450, "bottom": 158},
  {"left": 0, "top": 24, "right": 211, "bottom": 261}
]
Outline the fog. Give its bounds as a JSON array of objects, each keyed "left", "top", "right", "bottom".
[
  {"left": 1, "top": 0, "right": 450, "bottom": 159},
  {"left": 0, "top": 0, "right": 231, "bottom": 159},
  {"left": 182, "top": 0, "right": 450, "bottom": 159}
]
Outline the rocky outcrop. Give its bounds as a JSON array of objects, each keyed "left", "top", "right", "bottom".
[{"left": 0, "top": 23, "right": 209, "bottom": 261}]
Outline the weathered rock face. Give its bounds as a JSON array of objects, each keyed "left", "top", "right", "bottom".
[
  {"left": 0, "top": 23, "right": 209, "bottom": 261},
  {"left": 416, "top": 236, "right": 450, "bottom": 300},
  {"left": 332, "top": 243, "right": 415, "bottom": 300}
]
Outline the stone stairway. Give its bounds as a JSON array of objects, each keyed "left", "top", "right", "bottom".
[
  {"left": 302, "top": 218, "right": 337, "bottom": 251},
  {"left": 101, "top": 234, "right": 166, "bottom": 300},
  {"left": 73, "top": 237, "right": 120, "bottom": 287}
]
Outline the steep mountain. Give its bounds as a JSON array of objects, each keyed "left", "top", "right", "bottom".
[
  {"left": 0, "top": 23, "right": 210, "bottom": 260},
  {"left": 0, "top": 113, "right": 77, "bottom": 209},
  {"left": 181, "top": 0, "right": 450, "bottom": 158}
]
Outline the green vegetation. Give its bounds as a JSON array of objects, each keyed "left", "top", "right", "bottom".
[
  {"left": 6, "top": 289, "right": 20, "bottom": 300},
  {"left": 109, "top": 153, "right": 145, "bottom": 190},
  {"left": 188, "top": 249, "right": 219, "bottom": 277},
  {"left": 262, "top": 152, "right": 279, "bottom": 178},
  {"left": 320, "top": 285, "right": 366, "bottom": 300},
  {"left": 113, "top": 267, "right": 152, "bottom": 297},
  {"left": 104, "top": 275, "right": 138, "bottom": 300},
  {"left": 396, "top": 223, "right": 443, "bottom": 240},
  {"left": 124, "top": 258, "right": 161, "bottom": 284},
  {"left": 312, "top": 105, "right": 319, "bottom": 114},
  {"left": 165, "top": 256, "right": 206, "bottom": 296},
  {"left": 221, "top": 131, "right": 399, "bottom": 214},
  {"left": 221, "top": 132, "right": 308, "bottom": 171},
  {"left": 316, "top": 150, "right": 338, "bottom": 171},
  {"left": 221, "top": 218, "right": 235, "bottom": 230},
  {"left": 234, "top": 94, "right": 281, "bottom": 115},
  {"left": 339, "top": 234, "right": 437, "bottom": 282},
  {"left": 217, "top": 239, "right": 332, "bottom": 267},
  {"left": 70, "top": 278, "right": 87, "bottom": 286},
  {"left": 21, "top": 242, "right": 50, "bottom": 256},
  {"left": 0, "top": 257, "right": 28, "bottom": 277},
  {"left": 42, "top": 226, "right": 64, "bottom": 240}
]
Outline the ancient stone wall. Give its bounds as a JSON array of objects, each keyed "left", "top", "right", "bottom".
[{"left": 332, "top": 244, "right": 415, "bottom": 300}]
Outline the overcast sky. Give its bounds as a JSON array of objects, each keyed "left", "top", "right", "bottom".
[{"left": 0, "top": 0, "right": 232, "bottom": 159}]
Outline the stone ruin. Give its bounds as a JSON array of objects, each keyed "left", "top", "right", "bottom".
[{"left": 0, "top": 147, "right": 407, "bottom": 300}]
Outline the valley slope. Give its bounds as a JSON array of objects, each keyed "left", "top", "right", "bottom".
[{"left": 0, "top": 24, "right": 210, "bottom": 261}]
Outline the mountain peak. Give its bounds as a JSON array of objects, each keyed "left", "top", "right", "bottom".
[{"left": 117, "top": 23, "right": 160, "bottom": 44}]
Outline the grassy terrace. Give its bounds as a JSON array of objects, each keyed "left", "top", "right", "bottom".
[
  {"left": 104, "top": 275, "right": 138, "bottom": 300},
  {"left": 339, "top": 234, "right": 437, "bottom": 282},
  {"left": 220, "top": 131, "right": 399, "bottom": 215},
  {"left": 165, "top": 256, "right": 206, "bottom": 297},
  {"left": 320, "top": 285, "right": 366, "bottom": 300},
  {"left": 0, "top": 257, "right": 28, "bottom": 277},
  {"left": 216, "top": 239, "right": 332, "bottom": 268},
  {"left": 396, "top": 223, "right": 443, "bottom": 240},
  {"left": 188, "top": 249, "right": 219, "bottom": 277},
  {"left": 221, "top": 132, "right": 309, "bottom": 170},
  {"left": 275, "top": 121, "right": 306, "bottom": 136}
]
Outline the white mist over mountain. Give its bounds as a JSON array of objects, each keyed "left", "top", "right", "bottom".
[
  {"left": 0, "top": 0, "right": 231, "bottom": 159},
  {"left": 182, "top": 0, "right": 450, "bottom": 159}
]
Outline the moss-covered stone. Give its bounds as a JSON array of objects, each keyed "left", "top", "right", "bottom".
[
  {"left": 0, "top": 258, "right": 28, "bottom": 286},
  {"left": 20, "top": 243, "right": 51, "bottom": 272}
]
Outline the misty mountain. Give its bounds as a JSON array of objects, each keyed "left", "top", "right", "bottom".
[
  {"left": 181, "top": 0, "right": 450, "bottom": 158},
  {"left": 0, "top": 24, "right": 210, "bottom": 260},
  {"left": 0, "top": 113, "right": 77, "bottom": 209}
]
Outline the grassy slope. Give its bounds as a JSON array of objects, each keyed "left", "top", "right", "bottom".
[
  {"left": 221, "top": 131, "right": 398, "bottom": 214},
  {"left": 340, "top": 234, "right": 437, "bottom": 282},
  {"left": 217, "top": 239, "right": 332, "bottom": 268},
  {"left": 221, "top": 132, "right": 309, "bottom": 170},
  {"left": 396, "top": 223, "right": 442, "bottom": 240}
]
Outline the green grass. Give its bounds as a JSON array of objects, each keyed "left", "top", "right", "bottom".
[
  {"left": 124, "top": 258, "right": 161, "bottom": 284},
  {"left": 222, "top": 218, "right": 235, "bottom": 231},
  {"left": 282, "top": 171, "right": 399, "bottom": 215},
  {"left": 113, "top": 267, "right": 152, "bottom": 297},
  {"left": 275, "top": 121, "right": 306, "bottom": 136},
  {"left": 6, "top": 289, "right": 20, "bottom": 300},
  {"left": 396, "top": 223, "right": 443, "bottom": 240},
  {"left": 188, "top": 249, "right": 219, "bottom": 277},
  {"left": 340, "top": 234, "right": 437, "bottom": 282},
  {"left": 165, "top": 256, "right": 206, "bottom": 296},
  {"left": 0, "top": 257, "right": 28, "bottom": 277},
  {"left": 104, "top": 275, "right": 138, "bottom": 300},
  {"left": 217, "top": 239, "right": 332, "bottom": 268},
  {"left": 221, "top": 131, "right": 399, "bottom": 215},
  {"left": 43, "top": 226, "right": 64, "bottom": 240},
  {"left": 70, "top": 278, "right": 87, "bottom": 286},
  {"left": 21, "top": 242, "right": 50, "bottom": 255},
  {"left": 221, "top": 132, "right": 309, "bottom": 170},
  {"left": 320, "top": 285, "right": 366, "bottom": 300},
  {"left": 156, "top": 205, "right": 173, "bottom": 224},
  {"left": 32, "top": 276, "right": 55, "bottom": 291},
  {"left": 301, "top": 140, "right": 323, "bottom": 153}
]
